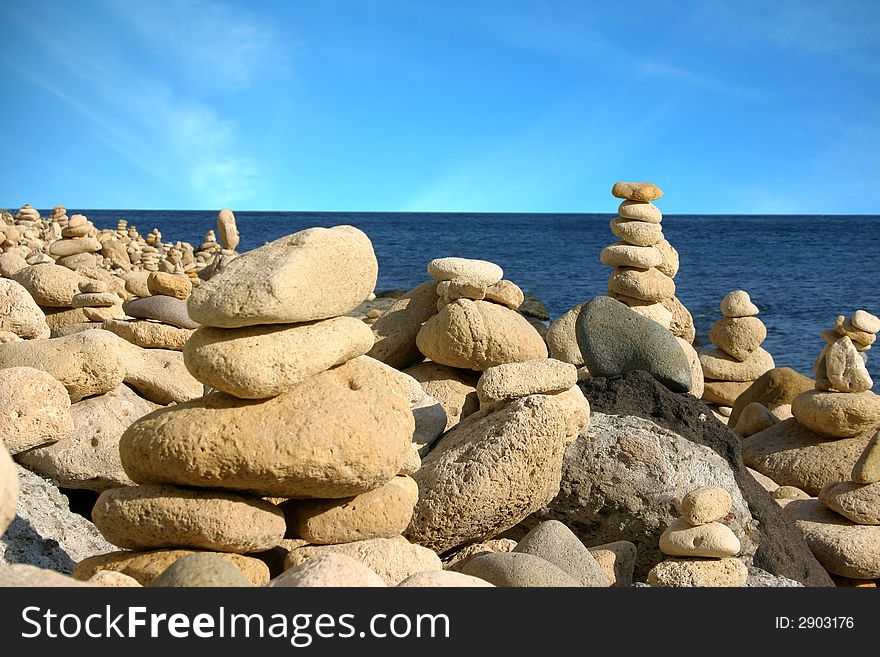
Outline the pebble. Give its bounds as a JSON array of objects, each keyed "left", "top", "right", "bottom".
[
  {"left": 216, "top": 208, "right": 240, "bottom": 251},
  {"left": 79, "top": 279, "right": 108, "bottom": 293},
  {"left": 729, "top": 367, "right": 813, "bottom": 427},
  {"left": 772, "top": 486, "right": 811, "bottom": 500},
  {"left": 476, "top": 358, "right": 578, "bottom": 406},
  {"left": 47, "top": 237, "right": 102, "bottom": 257},
  {"left": 834, "top": 316, "right": 876, "bottom": 349},
  {"left": 852, "top": 430, "right": 880, "bottom": 484},
  {"left": 436, "top": 279, "right": 486, "bottom": 302},
  {"left": 733, "top": 402, "right": 779, "bottom": 436},
  {"left": 71, "top": 292, "right": 120, "bottom": 308},
  {"left": 122, "top": 295, "right": 200, "bottom": 329},
  {"left": 702, "top": 380, "right": 753, "bottom": 407},
  {"left": 0, "top": 278, "right": 51, "bottom": 339},
  {"left": 366, "top": 281, "right": 439, "bottom": 370},
  {"left": 709, "top": 316, "right": 767, "bottom": 361},
  {"left": 599, "top": 242, "right": 663, "bottom": 268},
  {"left": 102, "top": 318, "right": 194, "bottom": 351},
  {"left": 851, "top": 309, "right": 880, "bottom": 334},
  {"left": 11, "top": 263, "right": 82, "bottom": 307},
  {"left": 825, "top": 336, "right": 873, "bottom": 393},
  {"left": 546, "top": 302, "right": 586, "bottom": 366},
  {"left": 659, "top": 518, "right": 741, "bottom": 557},
  {"left": 0, "top": 366, "right": 73, "bottom": 454},
  {"left": 484, "top": 279, "right": 524, "bottom": 309},
  {"left": 680, "top": 486, "right": 732, "bottom": 525},
  {"left": 587, "top": 540, "right": 637, "bottom": 587}
]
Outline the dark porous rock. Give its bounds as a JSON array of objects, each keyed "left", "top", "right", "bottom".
[
  {"left": 575, "top": 295, "right": 691, "bottom": 393},
  {"left": 729, "top": 367, "right": 813, "bottom": 427}
]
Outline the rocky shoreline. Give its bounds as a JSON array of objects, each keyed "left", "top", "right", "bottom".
[{"left": 1, "top": 183, "right": 878, "bottom": 588}]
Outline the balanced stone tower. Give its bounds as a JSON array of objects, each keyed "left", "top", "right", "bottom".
[
  {"left": 700, "top": 290, "right": 775, "bottom": 421},
  {"left": 76, "top": 226, "right": 425, "bottom": 586}
]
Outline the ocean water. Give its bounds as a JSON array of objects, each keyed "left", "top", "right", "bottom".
[{"left": 75, "top": 210, "right": 880, "bottom": 389}]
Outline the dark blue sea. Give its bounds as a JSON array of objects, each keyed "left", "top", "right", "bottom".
[{"left": 71, "top": 210, "right": 880, "bottom": 389}]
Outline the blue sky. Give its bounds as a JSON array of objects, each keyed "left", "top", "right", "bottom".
[{"left": 1, "top": 0, "right": 878, "bottom": 213}]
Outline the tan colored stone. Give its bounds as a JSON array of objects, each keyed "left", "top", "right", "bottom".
[
  {"left": 661, "top": 295, "right": 696, "bottom": 343},
  {"left": 397, "top": 570, "right": 493, "bottom": 587},
  {"left": 747, "top": 467, "right": 779, "bottom": 492},
  {"left": 121, "top": 270, "right": 152, "bottom": 297},
  {"left": 600, "top": 243, "right": 662, "bottom": 268},
  {"left": 680, "top": 486, "right": 732, "bottom": 526},
  {"left": 79, "top": 279, "right": 108, "bottom": 293},
  {"left": 0, "top": 564, "right": 92, "bottom": 587},
  {"left": 587, "top": 541, "right": 637, "bottom": 587},
  {"left": 147, "top": 272, "right": 192, "bottom": 300},
  {"left": 406, "top": 390, "right": 590, "bottom": 553},
  {"left": 653, "top": 239, "right": 679, "bottom": 278},
  {"left": 721, "top": 290, "right": 759, "bottom": 318},
  {"left": 699, "top": 347, "right": 775, "bottom": 382},
  {"left": 48, "top": 237, "right": 102, "bottom": 258},
  {"left": 742, "top": 418, "right": 871, "bottom": 495},
  {"left": 283, "top": 537, "right": 442, "bottom": 586},
  {"left": 367, "top": 281, "right": 439, "bottom": 370},
  {"left": 71, "top": 292, "right": 120, "bottom": 308},
  {"left": 398, "top": 444, "right": 421, "bottom": 476},
  {"left": 819, "top": 481, "right": 880, "bottom": 525},
  {"left": 12, "top": 263, "right": 83, "bottom": 307},
  {"left": 216, "top": 208, "right": 240, "bottom": 251},
  {"left": 607, "top": 267, "right": 675, "bottom": 302},
  {"left": 0, "top": 279, "right": 50, "bottom": 339},
  {"left": 676, "top": 337, "right": 704, "bottom": 399},
  {"left": 117, "top": 346, "right": 205, "bottom": 405},
  {"left": 183, "top": 316, "right": 374, "bottom": 399},
  {"left": 852, "top": 430, "right": 880, "bottom": 484},
  {"left": 87, "top": 571, "right": 142, "bottom": 587},
  {"left": 826, "top": 336, "right": 873, "bottom": 393},
  {"left": 416, "top": 299, "right": 547, "bottom": 371},
  {"left": 43, "top": 307, "right": 90, "bottom": 335},
  {"left": 0, "top": 441, "right": 17, "bottom": 536},
  {"left": 609, "top": 217, "right": 664, "bottom": 246},
  {"left": 611, "top": 294, "right": 673, "bottom": 329},
  {"left": 284, "top": 476, "right": 418, "bottom": 544},
  {"left": 0, "top": 331, "right": 22, "bottom": 344},
  {"left": 443, "top": 538, "right": 517, "bottom": 572},
  {"left": 57, "top": 252, "right": 100, "bottom": 270},
  {"left": 792, "top": 390, "right": 880, "bottom": 438},
  {"left": 659, "top": 518, "right": 741, "bottom": 558},
  {"left": 546, "top": 303, "right": 585, "bottom": 366},
  {"left": 834, "top": 316, "right": 876, "bottom": 349},
  {"left": 733, "top": 402, "right": 779, "bottom": 436},
  {"left": 102, "top": 318, "right": 194, "bottom": 350},
  {"left": 611, "top": 181, "right": 663, "bottom": 202},
  {"left": 710, "top": 316, "right": 767, "bottom": 361},
  {"left": 436, "top": 279, "right": 486, "bottom": 302},
  {"left": 782, "top": 498, "right": 880, "bottom": 579},
  {"left": 852, "top": 310, "right": 880, "bottom": 334},
  {"left": 772, "top": 486, "right": 811, "bottom": 500},
  {"left": 267, "top": 553, "right": 386, "bottom": 587},
  {"left": 119, "top": 357, "right": 414, "bottom": 498},
  {"left": 647, "top": 557, "right": 748, "bottom": 587},
  {"left": 404, "top": 362, "right": 479, "bottom": 431},
  {"left": 476, "top": 358, "right": 578, "bottom": 406},
  {"left": 93, "top": 485, "right": 286, "bottom": 552},
  {"left": 187, "top": 226, "right": 378, "bottom": 328},
  {"left": 0, "top": 367, "right": 72, "bottom": 454},
  {"left": 702, "top": 379, "right": 752, "bottom": 406},
  {"left": 427, "top": 257, "right": 503, "bottom": 287},
  {"left": 73, "top": 550, "right": 269, "bottom": 586},
  {"left": 0, "top": 252, "right": 28, "bottom": 278},
  {"left": 0, "top": 329, "right": 125, "bottom": 402},
  {"left": 617, "top": 200, "right": 662, "bottom": 223},
  {"left": 484, "top": 280, "right": 524, "bottom": 309},
  {"left": 729, "top": 367, "right": 814, "bottom": 426}
]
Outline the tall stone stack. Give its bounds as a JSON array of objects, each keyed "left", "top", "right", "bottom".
[
  {"left": 647, "top": 486, "right": 748, "bottom": 587},
  {"left": 49, "top": 213, "right": 103, "bottom": 270},
  {"left": 76, "top": 225, "right": 430, "bottom": 585},
  {"left": 699, "top": 290, "right": 775, "bottom": 422},
  {"left": 602, "top": 181, "right": 695, "bottom": 343}
]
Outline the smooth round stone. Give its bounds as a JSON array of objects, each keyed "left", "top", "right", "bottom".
[
  {"left": 367, "top": 281, "right": 439, "bottom": 370},
  {"left": 826, "top": 336, "right": 873, "bottom": 393},
  {"left": 575, "top": 296, "right": 692, "bottom": 393},
  {"left": 852, "top": 310, "right": 880, "bottom": 334},
  {"left": 0, "top": 329, "right": 125, "bottom": 402},
  {"left": 609, "top": 217, "right": 664, "bottom": 246},
  {"left": 416, "top": 299, "right": 548, "bottom": 371},
  {"left": 792, "top": 390, "right": 880, "bottom": 438},
  {"left": 460, "top": 552, "right": 579, "bottom": 587},
  {"left": 79, "top": 279, "right": 108, "bottom": 293},
  {"left": 0, "top": 366, "right": 73, "bottom": 454},
  {"left": 11, "top": 263, "right": 82, "bottom": 307},
  {"left": 819, "top": 481, "right": 880, "bottom": 525},
  {"left": 611, "top": 181, "right": 663, "bottom": 202},
  {"left": 617, "top": 200, "right": 662, "bottom": 223},
  {"left": 733, "top": 402, "right": 779, "bottom": 436},
  {"left": 48, "top": 237, "right": 102, "bottom": 257},
  {"left": 698, "top": 347, "right": 775, "bottom": 382},
  {"left": 73, "top": 549, "right": 269, "bottom": 586},
  {"left": 397, "top": 570, "right": 493, "bottom": 587},
  {"left": 102, "top": 318, "right": 194, "bottom": 350},
  {"left": 484, "top": 280, "right": 524, "bottom": 309},
  {"left": 647, "top": 557, "right": 748, "bottom": 587},
  {"left": 0, "top": 278, "right": 50, "bottom": 339},
  {"left": 183, "top": 316, "right": 374, "bottom": 399},
  {"left": 147, "top": 271, "right": 192, "bottom": 300},
  {"left": 71, "top": 292, "right": 120, "bottom": 308},
  {"left": 93, "top": 485, "right": 286, "bottom": 552},
  {"left": 187, "top": 226, "right": 378, "bottom": 328},
  {"left": 659, "top": 518, "right": 740, "bottom": 557},
  {"left": 150, "top": 554, "right": 253, "bottom": 587},
  {"left": 709, "top": 316, "right": 767, "bottom": 361},
  {"left": 741, "top": 418, "right": 871, "bottom": 495},
  {"left": 403, "top": 362, "right": 480, "bottom": 432},
  {"left": 284, "top": 537, "right": 442, "bottom": 586},
  {"left": 702, "top": 380, "right": 752, "bottom": 406},
  {"left": 852, "top": 431, "right": 880, "bottom": 484},
  {"left": 680, "top": 486, "right": 732, "bottom": 525},
  {"left": 599, "top": 242, "right": 662, "bottom": 268},
  {"left": 0, "top": 441, "right": 17, "bottom": 536},
  {"left": 476, "top": 358, "right": 578, "bottom": 406},
  {"left": 772, "top": 485, "right": 811, "bottom": 500},
  {"left": 284, "top": 476, "right": 419, "bottom": 544},
  {"left": 782, "top": 498, "right": 880, "bottom": 579},
  {"left": 729, "top": 367, "right": 813, "bottom": 426},
  {"left": 120, "top": 357, "right": 414, "bottom": 498},
  {"left": 607, "top": 267, "right": 675, "bottom": 302},
  {"left": 122, "top": 295, "right": 200, "bottom": 329},
  {"left": 512, "top": 520, "right": 607, "bottom": 586},
  {"left": 427, "top": 257, "right": 503, "bottom": 287},
  {"left": 216, "top": 208, "right": 240, "bottom": 251},
  {"left": 267, "top": 553, "right": 386, "bottom": 587},
  {"left": 720, "top": 290, "right": 759, "bottom": 318}
]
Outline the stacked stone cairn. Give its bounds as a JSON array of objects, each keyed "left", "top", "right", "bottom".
[
  {"left": 75, "top": 225, "right": 438, "bottom": 586},
  {"left": 700, "top": 290, "right": 775, "bottom": 422},
  {"left": 647, "top": 486, "right": 747, "bottom": 587}
]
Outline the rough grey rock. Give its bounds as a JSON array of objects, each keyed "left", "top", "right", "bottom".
[{"left": 512, "top": 520, "right": 607, "bottom": 586}]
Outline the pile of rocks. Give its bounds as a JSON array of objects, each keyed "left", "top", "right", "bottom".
[
  {"left": 700, "top": 290, "right": 775, "bottom": 422},
  {"left": 647, "top": 486, "right": 748, "bottom": 586},
  {"left": 74, "top": 225, "right": 431, "bottom": 586}
]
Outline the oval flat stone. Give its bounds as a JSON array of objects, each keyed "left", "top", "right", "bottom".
[
  {"left": 71, "top": 292, "right": 120, "bottom": 308},
  {"left": 647, "top": 557, "right": 748, "bottom": 587},
  {"left": 609, "top": 217, "right": 664, "bottom": 246},
  {"left": 819, "top": 481, "right": 880, "bottom": 525},
  {"left": 102, "top": 318, "right": 193, "bottom": 351},
  {"left": 659, "top": 518, "right": 741, "bottom": 558},
  {"left": 93, "top": 485, "right": 285, "bottom": 552},
  {"left": 427, "top": 257, "right": 503, "bottom": 287},
  {"left": 611, "top": 181, "right": 663, "bottom": 202},
  {"left": 476, "top": 358, "right": 578, "bottom": 406},
  {"left": 617, "top": 200, "right": 662, "bottom": 223},
  {"left": 12, "top": 263, "right": 82, "bottom": 307},
  {"left": 698, "top": 347, "right": 775, "bottom": 382},
  {"left": 183, "top": 316, "right": 375, "bottom": 399},
  {"left": 119, "top": 357, "right": 414, "bottom": 498},
  {"left": 792, "top": 390, "right": 880, "bottom": 438},
  {"left": 48, "top": 237, "right": 102, "bottom": 257},
  {"left": 575, "top": 296, "right": 691, "bottom": 393},
  {"left": 702, "top": 379, "right": 752, "bottom": 406},
  {"left": 187, "top": 226, "right": 378, "bottom": 328},
  {"left": 599, "top": 243, "right": 662, "bottom": 268},
  {"left": 852, "top": 310, "right": 880, "bottom": 334},
  {"left": 147, "top": 272, "right": 192, "bottom": 300},
  {"left": 607, "top": 267, "right": 675, "bottom": 301},
  {"left": 122, "top": 296, "right": 200, "bottom": 329}
]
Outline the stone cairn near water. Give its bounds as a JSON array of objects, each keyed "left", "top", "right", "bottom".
[
  {"left": 74, "top": 225, "right": 433, "bottom": 586},
  {"left": 647, "top": 486, "right": 748, "bottom": 587},
  {"left": 699, "top": 290, "right": 774, "bottom": 422}
]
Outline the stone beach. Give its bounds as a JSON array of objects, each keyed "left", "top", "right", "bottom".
[{"left": 1, "top": 188, "right": 876, "bottom": 589}]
